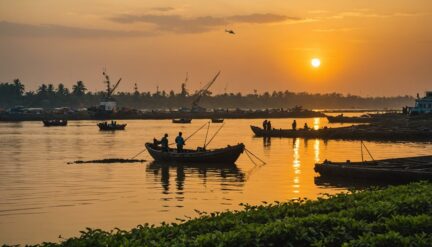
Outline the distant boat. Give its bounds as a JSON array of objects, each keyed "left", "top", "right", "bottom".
[
  {"left": 172, "top": 118, "right": 192, "bottom": 124},
  {"left": 97, "top": 121, "right": 126, "bottom": 131},
  {"left": 211, "top": 118, "right": 224, "bottom": 123},
  {"left": 145, "top": 142, "right": 244, "bottom": 163},
  {"left": 315, "top": 155, "right": 432, "bottom": 183},
  {"left": 409, "top": 91, "right": 432, "bottom": 115},
  {"left": 43, "top": 120, "right": 67, "bottom": 127}
]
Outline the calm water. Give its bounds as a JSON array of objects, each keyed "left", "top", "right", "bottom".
[{"left": 0, "top": 118, "right": 431, "bottom": 244}]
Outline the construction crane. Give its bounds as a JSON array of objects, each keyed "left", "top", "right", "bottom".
[
  {"left": 191, "top": 71, "right": 221, "bottom": 112},
  {"left": 102, "top": 69, "right": 122, "bottom": 100},
  {"left": 99, "top": 69, "right": 122, "bottom": 112}
]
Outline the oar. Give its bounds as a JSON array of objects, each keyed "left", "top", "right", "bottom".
[{"left": 169, "top": 121, "right": 209, "bottom": 145}]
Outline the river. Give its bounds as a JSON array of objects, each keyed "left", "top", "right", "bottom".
[{"left": 0, "top": 118, "right": 430, "bottom": 244}]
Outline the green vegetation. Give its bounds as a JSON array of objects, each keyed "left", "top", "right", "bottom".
[
  {"left": 0, "top": 79, "right": 413, "bottom": 109},
  {"left": 33, "top": 182, "right": 432, "bottom": 247}
]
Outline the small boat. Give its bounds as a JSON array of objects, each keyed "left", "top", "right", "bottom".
[
  {"left": 43, "top": 120, "right": 68, "bottom": 127},
  {"left": 172, "top": 118, "right": 192, "bottom": 124},
  {"left": 145, "top": 142, "right": 245, "bottom": 163},
  {"left": 314, "top": 156, "right": 432, "bottom": 183},
  {"left": 250, "top": 125, "right": 317, "bottom": 138},
  {"left": 211, "top": 118, "right": 224, "bottom": 123},
  {"left": 97, "top": 121, "right": 126, "bottom": 131}
]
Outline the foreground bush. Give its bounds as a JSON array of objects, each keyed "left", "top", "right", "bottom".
[{"left": 35, "top": 182, "right": 432, "bottom": 246}]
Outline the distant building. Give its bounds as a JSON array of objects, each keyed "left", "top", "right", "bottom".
[{"left": 409, "top": 91, "right": 432, "bottom": 114}]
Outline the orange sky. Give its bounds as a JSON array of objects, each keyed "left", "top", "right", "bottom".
[{"left": 0, "top": 0, "right": 431, "bottom": 96}]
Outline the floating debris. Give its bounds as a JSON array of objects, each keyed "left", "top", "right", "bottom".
[{"left": 68, "top": 158, "right": 146, "bottom": 164}]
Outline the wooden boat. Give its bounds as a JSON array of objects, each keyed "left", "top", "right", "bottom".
[
  {"left": 250, "top": 125, "right": 432, "bottom": 142},
  {"left": 43, "top": 120, "right": 67, "bottom": 127},
  {"left": 97, "top": 122, "right": 126, "bottom": 131},
  {"left": 172, "top": 118, "right": 192, "bottom": 124},
  {"left": 145, "top": 142, "right": 245, "bottom": 163},
  {"left": 314, "top": 156, "right": 432, "bottom": 182},
  {"left": 250, "top": 125, "right": 319, "bottom": 138},
  {"left": 211, "top": 118, "right": 224, "bottom": 123}
]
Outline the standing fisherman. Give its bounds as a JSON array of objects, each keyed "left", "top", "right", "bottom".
[
  {"left": 292, "top": 120, "right": 297, "bottom": 130},
  {"left": 160, "top": 133, "right": 169, "bottom": 152},
  {"left": 262, "top": 119, "right": 268, "bottom": 130},
  {"left": 267, "top": 121, "right": 272, "bottom": 131},
  {"left": 175, "top": 132, "right": 185, "bottom": 152}
]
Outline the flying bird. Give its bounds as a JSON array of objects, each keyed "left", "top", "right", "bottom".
[{"left": 225, "top": 29, "right": 235, "bottom": 35}]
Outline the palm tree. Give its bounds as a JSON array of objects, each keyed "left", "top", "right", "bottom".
[
  {"left": 72, "top": 81, "right": 87, "bottom": 96},
  {"left": 56, "top": 83, "right": 70, "bottom": 96},
  {"left": 13, "top": 78, "right": 25, "bottom": 96}
]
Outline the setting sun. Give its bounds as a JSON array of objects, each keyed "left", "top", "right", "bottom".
[{"left": 311, "top": 58, "right": 321, "bottom": 68}]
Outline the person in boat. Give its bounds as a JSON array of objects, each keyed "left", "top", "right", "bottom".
[
  {"left": 304, "top": 123, "right": 309, "bottom": 130},
  {"left": 292, "top": 120, "right": 297, "bottom": 130},
  {"left": 159, "top": 133, "right": 169, "bottom": 152},
  {"left": 262, "top": 119, "right": 268, "bottom": 130},
  {"left": 267, "top": 121, "right": 272, "bottom": 131},
  {"left": 175, "top": 132, "right": 185, "bottom": 152}
]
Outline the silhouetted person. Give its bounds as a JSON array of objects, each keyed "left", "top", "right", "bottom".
[
  {"left": 263, "top": 120, "right": 268, "bottom": 130},
  {"left": 267, "top": 121, "right": 272, "bottom": 131},
  {"left": 161, "top": 133, "right": 169, "bottom": 152},
  {"left": 304, "top": 123, "right": 309, "bottom": 130},
  {"left": 292, "top": 120, "right": 297, "bottom": 130},
  {"left": 175, "top": 132, "right": 185, "bottom": 152}
]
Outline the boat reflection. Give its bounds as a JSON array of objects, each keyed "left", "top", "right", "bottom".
[
  {"left": 263, "top": 136, "right": 271, "bottom": 148},
  {"left": 314, "top": 176, "right": 402, "bottom": 189},
  {"left": 146, "top": 161, "right": 246, "bottom": 194}
]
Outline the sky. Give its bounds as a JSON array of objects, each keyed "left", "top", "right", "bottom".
[{"left": 0, "top": 0, "right": 431, "bottom": 96}]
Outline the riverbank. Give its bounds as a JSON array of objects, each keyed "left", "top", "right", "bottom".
[
  {"left": 28, "top": 182, "right": 432, "bottom": 246},
  {"left": 0, "top": 110, "right": 324, "bottom": 121}
]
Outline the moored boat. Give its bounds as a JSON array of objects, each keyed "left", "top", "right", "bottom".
[
  {"left": 211, "top": 118, "right": 224, "bottom": 123},
  {"left": 43, "top": 119, "right": 68, "bottom": 127},
  {"left": 97, "top": 121, "right": 126, "bottom": 131},
  {"left": 250, "top": 125, "right": 432, "bottom": 142},
  {"left": 172, "top": 118, "right": 192, "bottom": 124},
  {"left": 145, "top": 142, "right": 245, "bottom": 163},
  {"left": 314, "top": 156, "right": 432, "bottom": 182}
]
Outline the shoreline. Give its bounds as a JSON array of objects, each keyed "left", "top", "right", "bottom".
[{"left": 18, "top": 182, "right": 432, "bottom": 246}]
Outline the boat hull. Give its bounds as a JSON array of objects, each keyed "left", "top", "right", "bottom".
[
  {"left": 97, "top": 123, "right": 127, "bottom": 131},
  {"left": 43, "top": 120, "right": 68, "bottom": 126},
  {"left": 145, "top": 143, "right": 244, "bottom": 164},
  {"left": 172, "top": 119, "right": 192, "bottom": 124},
  {"left": 315, "top": 156, "right": 432, "bottom": 182}
]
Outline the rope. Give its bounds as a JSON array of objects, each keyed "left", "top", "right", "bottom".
[
  {"left": 131, "top": 148, "right": 147, "bottom": 159},
  {"left": 245, "top": 149, "right": 259, "bottom": 166},
  {"left": 203, "top": 121, "right": 211, "bottom": 148},
  {"left": 362, "top": 141, "right": 375, "bottom": 162},
  {"left": 244, "top": 147, "right": 266, "bottom": 165},
  {"left": 205, "top": 123, "right": 225, "bottom": 148}
]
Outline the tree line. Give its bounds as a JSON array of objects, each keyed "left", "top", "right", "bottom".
[{"left": 0, "top": 79, "right": 415, "bottom": 110}]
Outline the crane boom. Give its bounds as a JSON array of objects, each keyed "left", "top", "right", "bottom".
[
  {"left": 192, "top": 71, "right": 220, "bottom": 108},
  {"left": 109, "top": 78, "right": 122, "bottom": 96}
]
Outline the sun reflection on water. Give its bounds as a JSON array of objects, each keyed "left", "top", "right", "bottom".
[{"left": 292, "top": 138, "right": 301, "bottom": 194}]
